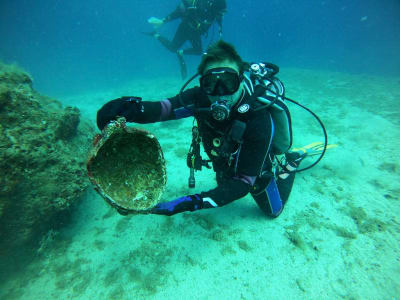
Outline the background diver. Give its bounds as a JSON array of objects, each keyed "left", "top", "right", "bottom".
[
  {"left": 144, "top": 0, "right": 227, "bottom": 79},
  {"left": 96, "top": 40, "right": 333, "bottom": 217}
]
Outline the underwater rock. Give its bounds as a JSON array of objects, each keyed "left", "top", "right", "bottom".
[
  {"left": 0, "top": 84, "right": 11, "bottom": 112},
  {"left": 55, "top": 106, "right": 81, "bottom": 140},
  {"left": 0, "top": 62, "right": 32, "bottom": 86},
  {"left": 0, "top": 62, "right": 95, "bottom": 259}
]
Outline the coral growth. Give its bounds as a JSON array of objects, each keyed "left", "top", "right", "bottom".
[{"left": 0, "top": 62, "right": 95, "bottom": 261}]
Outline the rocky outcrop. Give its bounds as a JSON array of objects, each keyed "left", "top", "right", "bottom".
[{"left": 0, "top": 62, "right": 95, "bottom": 259}]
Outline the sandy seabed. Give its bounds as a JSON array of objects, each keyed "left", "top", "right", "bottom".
[{"left": 1, "top": 68, "right": 399, "bottom": 300}]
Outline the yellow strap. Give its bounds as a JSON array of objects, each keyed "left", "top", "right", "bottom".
[{"left": 292, "top": 142, "right": 338, "bottom": 154}]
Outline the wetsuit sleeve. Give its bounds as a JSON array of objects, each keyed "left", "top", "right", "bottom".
[
  {"left": 200, "top": 178, "right": 250, "bottom": 207},
  {"left": 97, "top": 86, "right": 202, "bottom": 129},
  {"left": 150, "top": 178, "right": 250, "bottom": 216},
  {"left": 163, "top": 4, "right": 184, "bottom": 23},
  {"left": 165, "top": 87, "right": 201, "bottom": 119},
  {"left": 168, "top": 87, "right": 199, "bottom": 108}
]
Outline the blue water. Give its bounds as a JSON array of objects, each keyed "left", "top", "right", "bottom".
[
  {"left": 1, "top": 2, "right": 400, "bottom": 299},
  {"left": 1, "top": 0, "right": 399, "bottom": 97}
]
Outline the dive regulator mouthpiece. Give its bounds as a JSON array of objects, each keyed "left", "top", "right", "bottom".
[{"left": 211, "top": 101, "right": 230, "bottom": 121}]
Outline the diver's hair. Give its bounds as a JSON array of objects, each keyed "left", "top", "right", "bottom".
[{"left": 197, "top": 40, "right": 247, "bottom": 75}]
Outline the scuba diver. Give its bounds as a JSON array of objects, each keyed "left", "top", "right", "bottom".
[
  {"left": 96, "top": 40, "right": 333, "bottom": 217},
  {"left": 144, "top": 0, "right": 227, "bottom": 79}
]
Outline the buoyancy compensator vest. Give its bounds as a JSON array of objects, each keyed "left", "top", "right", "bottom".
[{"left": 180, "top": 62, "right": 328, "bottom": 187}]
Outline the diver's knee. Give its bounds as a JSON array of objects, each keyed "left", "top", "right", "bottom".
[{"left": 251, "top": 177, "right": 284, "bottom": 218}]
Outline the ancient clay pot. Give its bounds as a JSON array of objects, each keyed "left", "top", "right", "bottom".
[{"left": 87, "top": 118, "right": 166, "bottom": 214}]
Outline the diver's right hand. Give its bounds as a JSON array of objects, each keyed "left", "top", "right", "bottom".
[{"left": 96, "top": 97, "right": 143, "bottom": 131}]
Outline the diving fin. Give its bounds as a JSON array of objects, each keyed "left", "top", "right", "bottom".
[
  {"left": 292, "top": 142, "right": 338, "bottom": 157},
  {"left": 176, "top": 50, "right": 187, "bottom": 79}
]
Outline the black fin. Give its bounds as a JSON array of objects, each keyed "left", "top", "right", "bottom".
[{"left": 141, "top": 31, "right": 156, "bottom": 37}]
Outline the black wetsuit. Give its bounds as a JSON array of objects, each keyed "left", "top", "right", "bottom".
[
  {"left": 159, "top": 0, "right": 227, "bottom": 55},
  {"left": 166, "top": 86, "right": 297, "bottom": 213}
]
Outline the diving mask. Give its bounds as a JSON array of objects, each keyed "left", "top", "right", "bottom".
[{"left": 200, "top": 67, "right": 242, "bottom": 96}]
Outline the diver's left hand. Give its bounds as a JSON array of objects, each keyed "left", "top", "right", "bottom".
[
  {"left": 148, "top": 17, "right": 164, "bottom": 28},
  {"left": 96, "top": 97, "right": 143, "bottom": 131},
  {"left": 150, "top": 194, "right": 203, "bottom": 216}
]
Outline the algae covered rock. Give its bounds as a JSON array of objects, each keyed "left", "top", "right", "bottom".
[
  {"left": 0, "top": 62, "right": 95, "bottom": 257},
  {"left": 87, "top": 118, "right": 166, "bottom": 214},
  {"left": 55, "top": 106, "right": 81, "bottom": 140}
]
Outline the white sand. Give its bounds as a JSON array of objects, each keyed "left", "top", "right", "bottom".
[{"left": 1, "top": 69, "right": 399, "bottom": 300}]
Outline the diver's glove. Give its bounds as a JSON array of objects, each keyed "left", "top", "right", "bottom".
[
  {"left": 96, "top": 97, "right": 143, "bottom": 131},
  {"left": 96, "top": 96, "right": 161, "bottom": 131},
  {"left": 151, "top": 194, "right": 217, "bottom": 216}
]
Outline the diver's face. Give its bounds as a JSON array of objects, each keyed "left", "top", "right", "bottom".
[{"left": 202, "top": 60, "right": 244, "bottom": 106}]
